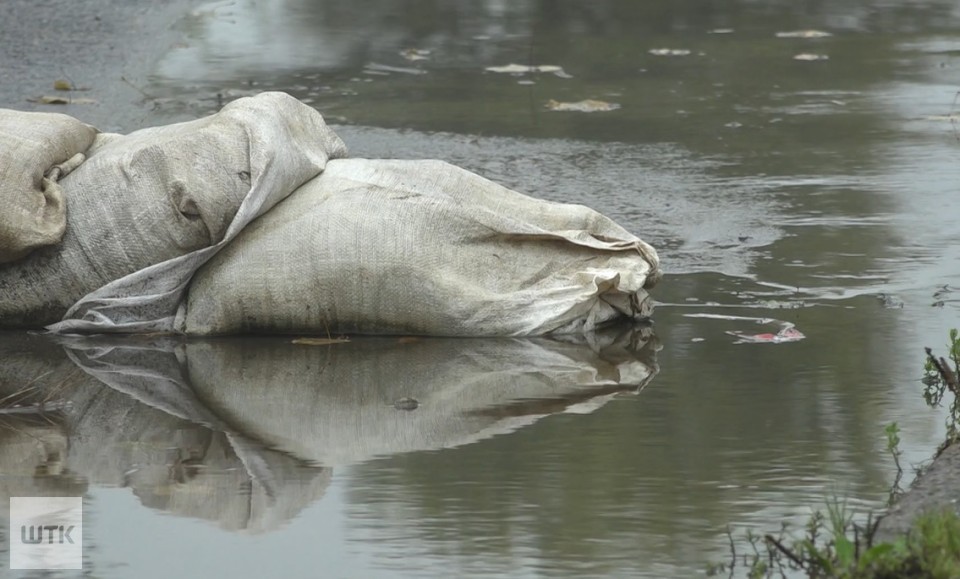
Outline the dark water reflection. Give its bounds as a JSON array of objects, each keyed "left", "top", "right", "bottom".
[
  {"left": 0, "top": 329, "right": 657, "bottom": 576},
  {"left": 4, "top": 0, "right": 960, "bottom": 576}
]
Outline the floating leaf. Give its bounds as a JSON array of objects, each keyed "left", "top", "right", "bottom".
[
  {"left": 486, "top": 63, "right": 529, "bottom": 74},
  {"left": 291, "top": 336, "right": 351, "bottom": 346},
  {"left": 399, "top": 48, "right": 431, "bottom": 62},
  {"left": 776, "top": 30, "right": 832, "bottom": 38},
  {"left": 29, "top": 95, "right": 98, "bottom": 105},
  {"left": 545, "top": 99, "right": 620, "bottom": 113},
  {"left": 648, "top": 48, "right": 691, "bottom": 56},
  {"left": 485, "top": 63, "right": 570, "bottom": 77},
  {"left": 53, "top": 79, "right": 73, "bottom": 91},
  {"left": 793, "top": 53, "right": 829, "bottom": 61},
  {"left": 393, "top": 397, "right": 420, "bottom": 411}
]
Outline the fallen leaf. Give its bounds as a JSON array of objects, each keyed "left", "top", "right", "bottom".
[
  {"left": 393, "top": 397, "right": 420, "bottom": 411},
  {"left": 485, "top": 63, "right": 570, "bottom": 77},
  {"left": 291, "top": 336, "right": 351, "bottom": 346},
  {"left": 793, "top": 53, "right": 829, "bottom": 61},
  {"left": 53, "top": 79, "right": 72, "bottom": 91},
  {"left": 545, "top": 99, "right": 620, "bottom": 112},
  {"left": 776, "top": 30, "right": 832, "bottom": 38},
  {"left": 486, "top": 63, "right": 533, "bottom": 74},
  {"left": 29, "top": 95, "right": 98, "bottom": 105},
  {"left": 400, "top": 48, "right": 431, "bottom": 61},
  {"left": 648, "top": 48, "right": 692, "bottom": 56}
]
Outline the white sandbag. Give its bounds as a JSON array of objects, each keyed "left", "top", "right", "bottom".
[
  {"left": 1, "top": 92, "right": 346, "bottom": 330},
  {"left": 0, "top": 109, "right": 96, "bottom": 264},
  {"left": 185, "top": 159, "right": 660, "bottom": 336}
]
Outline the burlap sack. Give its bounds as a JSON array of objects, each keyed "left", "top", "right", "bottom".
[
  {"left": 0, "top": 109, "right": 96, "bottom": 263},
  {"left": 0, "top": 92, "right": 346, "bottom": 330},
  {"left": 185, "top": 159, "right": 661, "bottom": 336}
]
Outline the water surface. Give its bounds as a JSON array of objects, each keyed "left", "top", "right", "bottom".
[{"left": 4, "top": 0, "right": 960, "bottom": 577}]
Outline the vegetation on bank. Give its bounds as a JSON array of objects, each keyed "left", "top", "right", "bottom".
[{"left": 708, "top": 330, "right": 960, "bottom": 578}]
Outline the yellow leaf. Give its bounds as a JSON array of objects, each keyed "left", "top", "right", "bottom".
[
  {"left": 793, "top": 53, "right": 829, "bottom": 61},
  {"left": 545, "top": 99, "right": 620, "bottom": 113},
  {"left": 776, "top": 30, "right": 832, "bottom": 38},
  {"left": 648, "top": 48, "right": 691, "bottom": 56},
  {"left": 30, "top": 95, "right": 98, "bottom": 105},
  {"left": 291, "top": 336, "right": 351, "bottom": 346}
]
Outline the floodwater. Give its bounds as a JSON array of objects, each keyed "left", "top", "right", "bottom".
[{"left": 4, "top": 0, "right": 960, "bottom": 577}]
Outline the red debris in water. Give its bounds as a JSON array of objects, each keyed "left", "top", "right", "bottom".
[{"left": 726, "top": 327, "right": 805, "bottom": 344}]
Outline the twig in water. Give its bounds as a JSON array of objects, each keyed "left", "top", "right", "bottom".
[
  {"left": 926, "top": 347, "right": 959, "bottom": 394},
  {"left": 121, "top": 76, "right": 156, "bottom": 100},
  {"left": 764, "top": 534, "right": 804, "bottom": 569}
]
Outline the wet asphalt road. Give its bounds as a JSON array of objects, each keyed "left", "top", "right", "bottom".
[{"left": 0, "top": 0, "right": 199, "bottom": 132}]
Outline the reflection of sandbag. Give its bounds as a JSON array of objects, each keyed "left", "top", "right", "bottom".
[
  {"left": 65, "top": 376, "right": 331, "bottom": 534},
  {"left": 52, "top": 330, "right": 657, "bottom": 467},
  {"left": 0, "top": 329, "right": 655, "bottom": 528},
  {"left": 184, "top": 330, "right": 659, "bottom": 466},
  {"left": 1, "top": 93, "right": 346, "bottom": 330},
  {"left": 185, "top": 159, "right": 661, "bottom": 336},
  {"left": 0, "top": 334, "right": 88, "bottom": 519},
  {"left": 0, "top": 109, "right": 96, "bottom": 264},
  {"left": 0, "top": 333, "right": 331, "bottom": 533}
]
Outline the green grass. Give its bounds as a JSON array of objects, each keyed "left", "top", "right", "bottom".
[{"left": 707, "top": 505, "right": 960, "bottom": 578}]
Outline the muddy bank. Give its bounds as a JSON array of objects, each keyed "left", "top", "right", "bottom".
[
  {"left": 0, "top": 0, "right": 203, "bottom": 131},
  {"left": 876, "top": 441, "right": 960, "bottom": 542}
]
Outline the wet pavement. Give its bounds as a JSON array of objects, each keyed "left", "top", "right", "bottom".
[{"left": 2, "top": 0, "right": 960, "bottom": 577}]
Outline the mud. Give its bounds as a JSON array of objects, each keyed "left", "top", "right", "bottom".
[{"left": 0, "top": 0, "right": 203, "bottom": 131}]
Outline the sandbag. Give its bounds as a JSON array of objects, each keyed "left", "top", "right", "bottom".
[
  {"left": 0, "top": 109, "right": 96, "bottom": 264},
  {"left": 0, "top": 92, "right": 346, "bottom": 330},
  {"left": 185, "top": 159, "right": 661, "bottom": 336}
]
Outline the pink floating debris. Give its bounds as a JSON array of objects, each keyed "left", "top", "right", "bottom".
[
  {"left": 726, "top": 326, "right": 805, "bottom": 344},
  {"left": 684, "top": 313, "right": 806, "bottom": 344}
]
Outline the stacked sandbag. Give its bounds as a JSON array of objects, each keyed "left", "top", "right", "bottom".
[
  {"left": 184, "top": 159, "right": 661, "bottom": 336},
  {"left": 0, "top": 92, "right": 346, "bottom": 330},
  {"left": 0, "top": 110, "right": 96, "bottom": 264}
]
